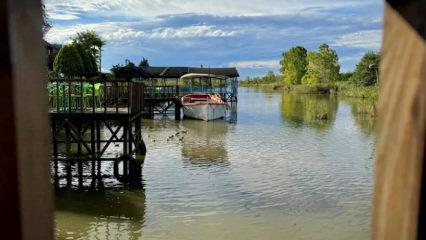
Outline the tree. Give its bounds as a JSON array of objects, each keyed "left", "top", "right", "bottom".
[
  {"left": 350, "top": 51, "right": 380, "bottom": 86},
  {"left": 72, "top": 31, "right": 106, "bottom": 72},
  {"left": 264, "top": 71, "right": 277, "bottom": 83},
  {"left": 75, "top": 43, "right": 98, "bottom": 78},
  {"left": 339, "top": 72, "right": 353, "bottom": 81},
  {"left": 302, "top": 44, "right": 340, "bottom": 85},
  {"left": 280, "top": 46, "right": 307, "bottom": 85},
  {"left": 139, "top": 58, "right": 149, "bottom": 67},
  {"left": 110, "top": 64, "right": 123, "bottom": 78},
  {"left": 53, "top": 44, "right": 84, "bottom": 78},
  {"left": 125, "top": 59, "right": 136, "bottom": 67}
]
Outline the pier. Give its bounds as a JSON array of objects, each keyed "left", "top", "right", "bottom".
[
  {"left": 120, "top": 66, "right": 239, "bottom": 119},
  {"left": 48, "top": 66, "right": 239, "bottom": 189},
  {"left": 48, "top": 78, "right": 146, "bottom": 189}
]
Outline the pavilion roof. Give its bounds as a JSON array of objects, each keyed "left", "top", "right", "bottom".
[{"left": 140, "top": 66, "right": 239, "bottom": 78}]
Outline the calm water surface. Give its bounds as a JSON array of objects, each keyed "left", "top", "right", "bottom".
[{"left": 55, "top": 87, "right": 375, "bottom": 240}]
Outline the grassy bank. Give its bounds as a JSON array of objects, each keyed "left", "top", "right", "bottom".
[
  {"left": 240, "top": 81, "right": 378, "bottom": 116},
  {"left": 240, "top": 81, "right": 378, "bottom": 100}
]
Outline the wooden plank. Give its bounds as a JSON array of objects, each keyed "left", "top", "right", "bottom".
[
  {"left": 0, "top": 0, "right": 22, "bottom": 237},
  {"left": 373, "top": 2, "right": 426, "bottom": 240},
  {"left": 0, "top": 0, "right": 54, "bottom": 239}
]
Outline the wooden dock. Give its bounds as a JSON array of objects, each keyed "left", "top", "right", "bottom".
[
  {"left": 48, "top": 67, "right": 239, "bottom": 188},
  {"left": 48, "top": 78, "right": 146, "bottom": 189},
  {"left": 137, "top": 66, "right": 239, "bottom": 119}
]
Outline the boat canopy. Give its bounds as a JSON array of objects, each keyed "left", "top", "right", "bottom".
[{"left": 180, "top": 73, "right": 229, "bottom": 80}]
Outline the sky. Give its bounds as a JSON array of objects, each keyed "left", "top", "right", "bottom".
[{"left": 44, "top": 0, "right": 383, "bottom": 78}]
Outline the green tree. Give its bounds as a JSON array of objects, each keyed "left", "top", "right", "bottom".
[
  {"left": 72, "top": 31, "right": 106, "bottom": 72},
  {"left": 280, "top": 46, "right": 307, "bottom": 85},
  {"left": 74, "top": 43, "right": 98, "bottom": 78},
  {"left": 110, "top": 64, "right": 123, "bottom": 78},
  {"left": 125, "top": 59, "right": 136, "bottom": 67},
  {"left": 264, "top": 71, "right": 277, "bottom": 83},
  {"left": 139, "top": 58, "right": 150, "bottom": 67},
  {"left": 302, "top": 44, "right": 340, "bottom": 85},
  {"left": 53, "top": 44, "right": 84, "bottom": 78},
  {"left": 339, "top": 72, "right": 353, "bottom": 81},
  {"left": 350, "top": 51, "right": 380, "bottom": 86}
]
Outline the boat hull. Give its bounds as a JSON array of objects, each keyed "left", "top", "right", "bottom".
[{"left": 182, "top": 103, "right": 226, "bottom": 121}]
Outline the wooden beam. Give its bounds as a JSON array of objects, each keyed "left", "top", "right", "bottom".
[
  {"left": 373, "top": 2, "right": 426, "bottom": 240},
  {"left": 0, "top": 0, "right": 54, "bottom": 238}
]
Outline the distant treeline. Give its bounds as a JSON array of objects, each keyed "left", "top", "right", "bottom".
[{"left": 242, "top": 44, "right": 380, "bottom": 87}]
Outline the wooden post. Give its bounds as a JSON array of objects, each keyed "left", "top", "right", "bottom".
[
  {"left": 123, "top": 123, "right": 129, "bottom": 179},
  {"left": 175, "top": 99, "right": 181, "bottom": 120},
  {"left": 0, "top": 0, "right": 53, "bottom": 238},
  {"left": 65, "top": 122, "right": 72, "bottom": 188},
  {"left": 52, "top": 117, "right": 59, "bottom": 188},
  {"left": 96, "top": 119, "right": 101, "bottom": 182},
  {"left": 77, "top": 122, "right": 83, "bottom": 187},
  {"left": 373, "top": 1, "right": 426, "bottom": 240},
  {"left": 90, "top": 120, "right": 96, "bottom": 187}
]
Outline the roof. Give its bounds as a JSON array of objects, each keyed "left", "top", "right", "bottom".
[
  {"left": 180, "top": 73, "right": 229, "bottom": 80},
  {"left": 140, "top": 66, "right": 239, "bottom": 78},
  {"left": 114, "top": 66, "right": 152, "bottom": 79}
]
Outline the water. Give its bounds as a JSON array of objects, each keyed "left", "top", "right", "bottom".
[{"left": 55, "top": 88, "right": 376, "bottom": 240}]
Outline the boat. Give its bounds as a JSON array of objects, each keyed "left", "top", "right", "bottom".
[
  {"left": 179, "top": 73, "right": 229, "bottom": 121},
  {"left": 181, "top": 93, "right": 227, "bottom": 121}
]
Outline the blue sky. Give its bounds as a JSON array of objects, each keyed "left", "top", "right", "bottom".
[{"left": 44, "top": 0, "right": 383, "bottom": 78}]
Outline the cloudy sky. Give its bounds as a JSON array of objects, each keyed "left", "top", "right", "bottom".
[{"left": 44, "top": 0, "right": 383, "bottom": 77}]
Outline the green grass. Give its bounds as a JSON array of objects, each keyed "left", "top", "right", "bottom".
[
  {"left": 334, "top": 81, "right": 378, "bottom": 100},
  {"left": 238, "top": 82, "right": 285, "bottom": 91},
  {"left": 240, "top": 81, "right": 378, "bottom": 100}
]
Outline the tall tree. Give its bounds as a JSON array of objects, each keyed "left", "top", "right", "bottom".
[
  {"left": 53, "top": 44, "right": 84, "bottom": 78},
  {"left": 74, "top": 43, "right": 98, "bottom": 78},
  {"left": 139, "top": 58, "right": 150, "bottom": 67},
  {"left": 72, "top": 31, "right": 106, "bottom": 72},
  {"left": 302, "top": 44, "right": 340, "bottom": 85},
  {"left": 280, "top": 46, "right": 307, "bottom": 85},
  {"left": 125, "top": 59, "right": 136, "bottom": 67},
  {"left": 350, "top": 51, "right": 380, "bottom": 86}
]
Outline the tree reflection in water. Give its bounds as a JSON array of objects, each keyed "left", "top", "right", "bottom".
[{"left": 280, "top": 93, "right": 338, "bottom": 131}]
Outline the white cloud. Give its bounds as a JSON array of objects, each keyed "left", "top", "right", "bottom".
[
  {"left": 229, "top": 60, "right": 280, "bottom": 69},
  {"left": 48, "top": 12, "right": 80, "bottom": 20},
  {"left": 45, "top": 22, "right": 238, "bottom": 44},
  {"left": 45, "top": 0, "right": 375, "bottom": 19},
  {"left": 333, "top": 29, "right": 382, "bottom": 49}
]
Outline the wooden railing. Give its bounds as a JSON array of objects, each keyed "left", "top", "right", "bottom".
[
  {"left": 48, "top": 79, "right": 144, "bottom": 116},
  {"left": 144, "top": 84, "right": 238, "bottom": 100}
]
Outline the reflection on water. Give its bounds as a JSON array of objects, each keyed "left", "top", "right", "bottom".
[
  {"left": 342, "top": 97, "right": 376, "bottom": 136},
  {"left": 55, "top": 188, "right": 145, "bottom": 239},
  {"left": 181, "top": 120, "right": 229, "bottom": 166},
  {"left": 281, "top": 94, "right": 338, "bottom": 131},
  {"left": 55, "top": 88, "right": 376, "bottom": 240}
]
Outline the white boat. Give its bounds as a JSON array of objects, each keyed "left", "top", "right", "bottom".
[{"left": 181, "top": 93, "right": 227, "bottom": 121}]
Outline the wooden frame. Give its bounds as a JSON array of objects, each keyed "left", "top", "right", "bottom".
[
  {"left": 0, "top": 0, "right": 425, "bottom": 239},
  {"left": 373, "top": 1, "right": 426, "bottom": 240},
  {"left": 0, "top": 0, "right": 53, "bottom": 239}
]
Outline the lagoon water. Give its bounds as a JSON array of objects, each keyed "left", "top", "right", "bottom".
[{"left": 55, "top": 87, "right": 375, "bottom": 240}]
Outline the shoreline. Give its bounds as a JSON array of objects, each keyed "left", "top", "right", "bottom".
[
  {"left": 239, "top": 82, "right": 378, "bottom": 116},
  {"left": 239, "top": 82, "right": 378, "bottom": 100}
]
